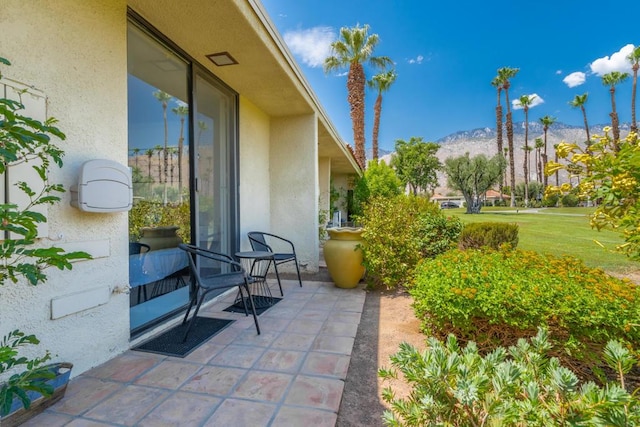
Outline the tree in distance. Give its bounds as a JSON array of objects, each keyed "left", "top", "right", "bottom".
[
  {"left": 391, "top": 137, "right": 441, "bottom": 195},
  {"left": 443, "top": 153, "right": 504, "bottom": 214}
]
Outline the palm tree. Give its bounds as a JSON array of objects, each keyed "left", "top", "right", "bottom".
[
  {"left": 503, "top": 147, "right": 509, "bottom": 193},
  {"left": 324, "top": 24, "right": 392, "bottom": 168},
  {"left": 534, "top": 137, "right": 544, "bottom": 183},
  {"left": 153, "top": 90, "right": 172, "bottom": 205},
  {"left": 602, "top": 71, "right": 629, "bottom": 150},
  {"left": 627, "top": 46, "right": 640, "bottom": 133},
  {"left": 491, "top": 75, "right": 505, "bottom": 199},
  {"left": 553, "top": 143, "right": 560, "bottom": 186},
  {"left": 498, "top": 67, "right": 519, "bottom": 207},
  {"left": 168, "top": 147, "right": 177, "bottom": 185},
  {"left": 172, "top": 104, "right": 188, "bottom": 203},
  {"left": 367, "top": 69, "right": 396, "bottom": 160},
  {"left": 154, "top": 144, "right": 163, "bottom": 184},
  {"left": 145, "top": 148, "right": 154, "bottom": 181},
  {"left": 538, "top": 115, "right": 556, "bottom": 187},
  {"left": 518, "top": 94, "right": 535, "bottom": 207},
  {"left": 569, "top": 93, "right": 591, "bottom": 148},
  {"left": 132, "top": 147, "right": 140, "bottom": 170}
]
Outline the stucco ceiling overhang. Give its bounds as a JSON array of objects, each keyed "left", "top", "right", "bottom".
[{"left": 128, "top": 0, "right": 360, "bottom": 175}]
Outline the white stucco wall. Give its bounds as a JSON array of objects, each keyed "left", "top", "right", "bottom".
[
  {"left": 0, "top": 1, "right": 130, "bottom": 376},
  {"left": 238, "top": 96, "right": 271, "bottom": 249},
  {"left": 318, "top": 157, "right": 331, "bottom": 220},
  {"left": 270, "top": 114, "right": 319, "bottom": 272}
]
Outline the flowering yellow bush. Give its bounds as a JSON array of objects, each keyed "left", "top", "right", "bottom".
[{"left": 546, "top": 130, "right": 640, "bottom": 259}]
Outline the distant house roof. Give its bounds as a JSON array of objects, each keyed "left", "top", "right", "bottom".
[{"left": 485, "top": 190, "right": 510, "bottom": 199}]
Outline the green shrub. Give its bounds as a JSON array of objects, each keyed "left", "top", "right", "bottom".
[
  {"left": 129, "top": 199, "right": 190, "bottom": 242},
  {"left": 358, "top": 195, "right": 462, "bottom": 289},
  {"left": 542, "top": 192, "right": 559, "bottom": 207},
  {"left": 380, "top": 329, "right": 640, "bottom": 426},
  {"left": 410, "top": 248, "right": 640, "bottom": 367},
  {"left": 351, "top": 159, "right": 402, "bottom": 217},
  {"left": 458, "top": 222, "right": 519, "bottom": 250},
  {"left": 562, "top": 193, "right": 580, "bottom": 207}
]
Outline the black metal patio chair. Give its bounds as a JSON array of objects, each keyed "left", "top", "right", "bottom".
[
  {"left": 178, "top": 243, "right": 260, "bottom": 342},
  {"left": 247, "top": 231, "right": 302, "bottom": 296}
]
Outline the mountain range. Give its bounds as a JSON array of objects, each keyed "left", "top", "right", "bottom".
[{"left": 374, "top": 121, "right": 626, "bottom": 194}]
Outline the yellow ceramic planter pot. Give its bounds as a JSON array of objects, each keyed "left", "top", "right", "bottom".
[
  {"left": 138, "top": 226, "right": 183, "bottom": 251},
  {"left": 324, "top": 227, "right": 365, "bottom": 289}
]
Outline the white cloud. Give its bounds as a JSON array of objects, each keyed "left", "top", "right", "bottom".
[
  {"left": 590, "top": 44, "right": 634, "bottom": 76},
  {"left": 512, "top": 93, "right": 545, "bottom": 110},
  {"left": 563, "top": 71, "right": 586, "bottom": 88},
  {"left": 407, "top": 55, "right": 424, "bottom": 65},
  {"left": 556, "top": 70, "right": 562, "bottom": 75},
  {"left": 283, "top": 26, "right": 335, "bottom": 68}
]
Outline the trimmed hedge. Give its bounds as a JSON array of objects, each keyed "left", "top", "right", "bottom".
[
  {"left": 458, "top": 222, "right": 519, "bottom": 250},
  {"left": 410, "top": 248, "right": 640, "bottom": 367}
]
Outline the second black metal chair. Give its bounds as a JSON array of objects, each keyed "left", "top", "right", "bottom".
[
  {"left": 247, "top": 231, "right": 302, "bottom": 296},
  {"left": 178, "top": 243, "right": 260, "bottom": 342}
]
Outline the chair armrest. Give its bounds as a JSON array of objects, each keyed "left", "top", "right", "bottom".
[{"left": 261, "top": 232, "right": 296, "bottom": 254}]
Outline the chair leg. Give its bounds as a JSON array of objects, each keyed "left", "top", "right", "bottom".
[
  {"left": 293, "top": 257, "right": 302, "bottom": 287},
  {"left": 243, "top": 282, "right": 261, "bottom": 335},
  {"left": 181, "top": 291, "right": 198, "bottom": 326},
  {"left": 182, "top": 292, "right": 207, "bottom": 342},
  {"left": 272, "top": 262, "right": 284, "bottom": 296},
  {"left": 237, "top": 285, "right": 249, "bottom": 316}
]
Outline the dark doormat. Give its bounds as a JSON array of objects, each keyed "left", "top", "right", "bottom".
[
  {"left": 224, "top": 297, "right": 282, "bottom": 315},
  {"left": 133, "top": 317, "right": 234, "bottom": 358}
]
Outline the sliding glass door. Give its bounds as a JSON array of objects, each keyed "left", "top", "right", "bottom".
[
  {"left": 127, "top": 19, "right": 238, "bottom": 335},
  {"left": 193, "top": 71, "right": 237, "bottom": 256}
]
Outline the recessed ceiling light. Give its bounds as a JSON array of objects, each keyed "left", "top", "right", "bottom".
[{"left": 206, "top": 52, "right": 238, "bottom": 66}]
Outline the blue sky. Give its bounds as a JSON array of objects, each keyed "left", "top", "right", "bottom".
[{"left": 262, "top": 0, "right": 640, "bottom": 153}]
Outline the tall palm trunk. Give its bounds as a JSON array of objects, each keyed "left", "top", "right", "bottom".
[
  {"left": 348, "top": 63, "right": 366, "bottom": 168},
  {"left": 177, "top": 116, "right": 185, "bottom": 203},
  {"left": 372, "top": 93, "right": 382, "bottom": 160},
  {"left": 554, "top": 145, "right": 559, "bottom": 186},
  {"left": 505, "top": 89, "right": 516, "bottom": 207},
  {"left": 610, "top": 86, "right": 621, "bottom": 151},
  {"left": 632, "top": 63, "right": 639, "bottom": 134},
  {"left": 523, "top": 110, "right": 530, "bottom": 207},
  {"left": 496, "top": 103, "right": 504, "bottom": 199},
  {"left": 536, "top": 146, "right": 541, "bottom": 183},
  {"left": 542, "top": 129, "right": 549, "bottom": 187},
  {"left": 161, "top": 103, "right": 169, "bottom": 205}
]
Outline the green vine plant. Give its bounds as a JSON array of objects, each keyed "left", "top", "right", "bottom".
[
  {"left": 0, "top": 331, "right": 53, "bottom": 416},
  {"left": 0, "top": 57, "right": 91, "bottom": 416},
  {"left": 0, "top": 57, "right": 90, "bottom": 285}
]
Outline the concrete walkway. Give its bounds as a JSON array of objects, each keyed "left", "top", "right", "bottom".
[{"left": 23, "top": 278, "right": 365, "bottom": 426}]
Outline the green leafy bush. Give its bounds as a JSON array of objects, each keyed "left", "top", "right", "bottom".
[
  {"left": 458, "top": 222, "right": 519, "bottom": 250},
  {"left": 380, "top": 329, "right": 640, "bottom": 426},
  {"left": 351, "top": 159, "right": 402, "bottom": 218},
  {"left": 129, "top": 199, "right": 190, "bottom": 242},
  {"left": 358, "top": 195, "right": 462, "bottom": 289},
  {"left": 542, "top": 192, "right": 559, "bottom": 207},
  {"left": 562, "top": 193, "right": 580, "bottom": 207},
  {"left": 410, "top": 248, "right": 640, "bottom": 366}
]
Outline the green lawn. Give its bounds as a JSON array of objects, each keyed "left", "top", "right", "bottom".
[{"left": 450, "top": 207, "right": 639, "bottom": 274}]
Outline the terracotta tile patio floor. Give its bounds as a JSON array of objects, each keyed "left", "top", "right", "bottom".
[{"left": 23, "top": 278, "right": 365, "bottom": 427}]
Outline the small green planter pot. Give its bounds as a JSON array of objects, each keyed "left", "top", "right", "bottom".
[
  {"left": 324, "top": 227, "right": 365, "bottom": 289},
  {"left": 1, "top": 362, "right": 73, "bottom": 427}
]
